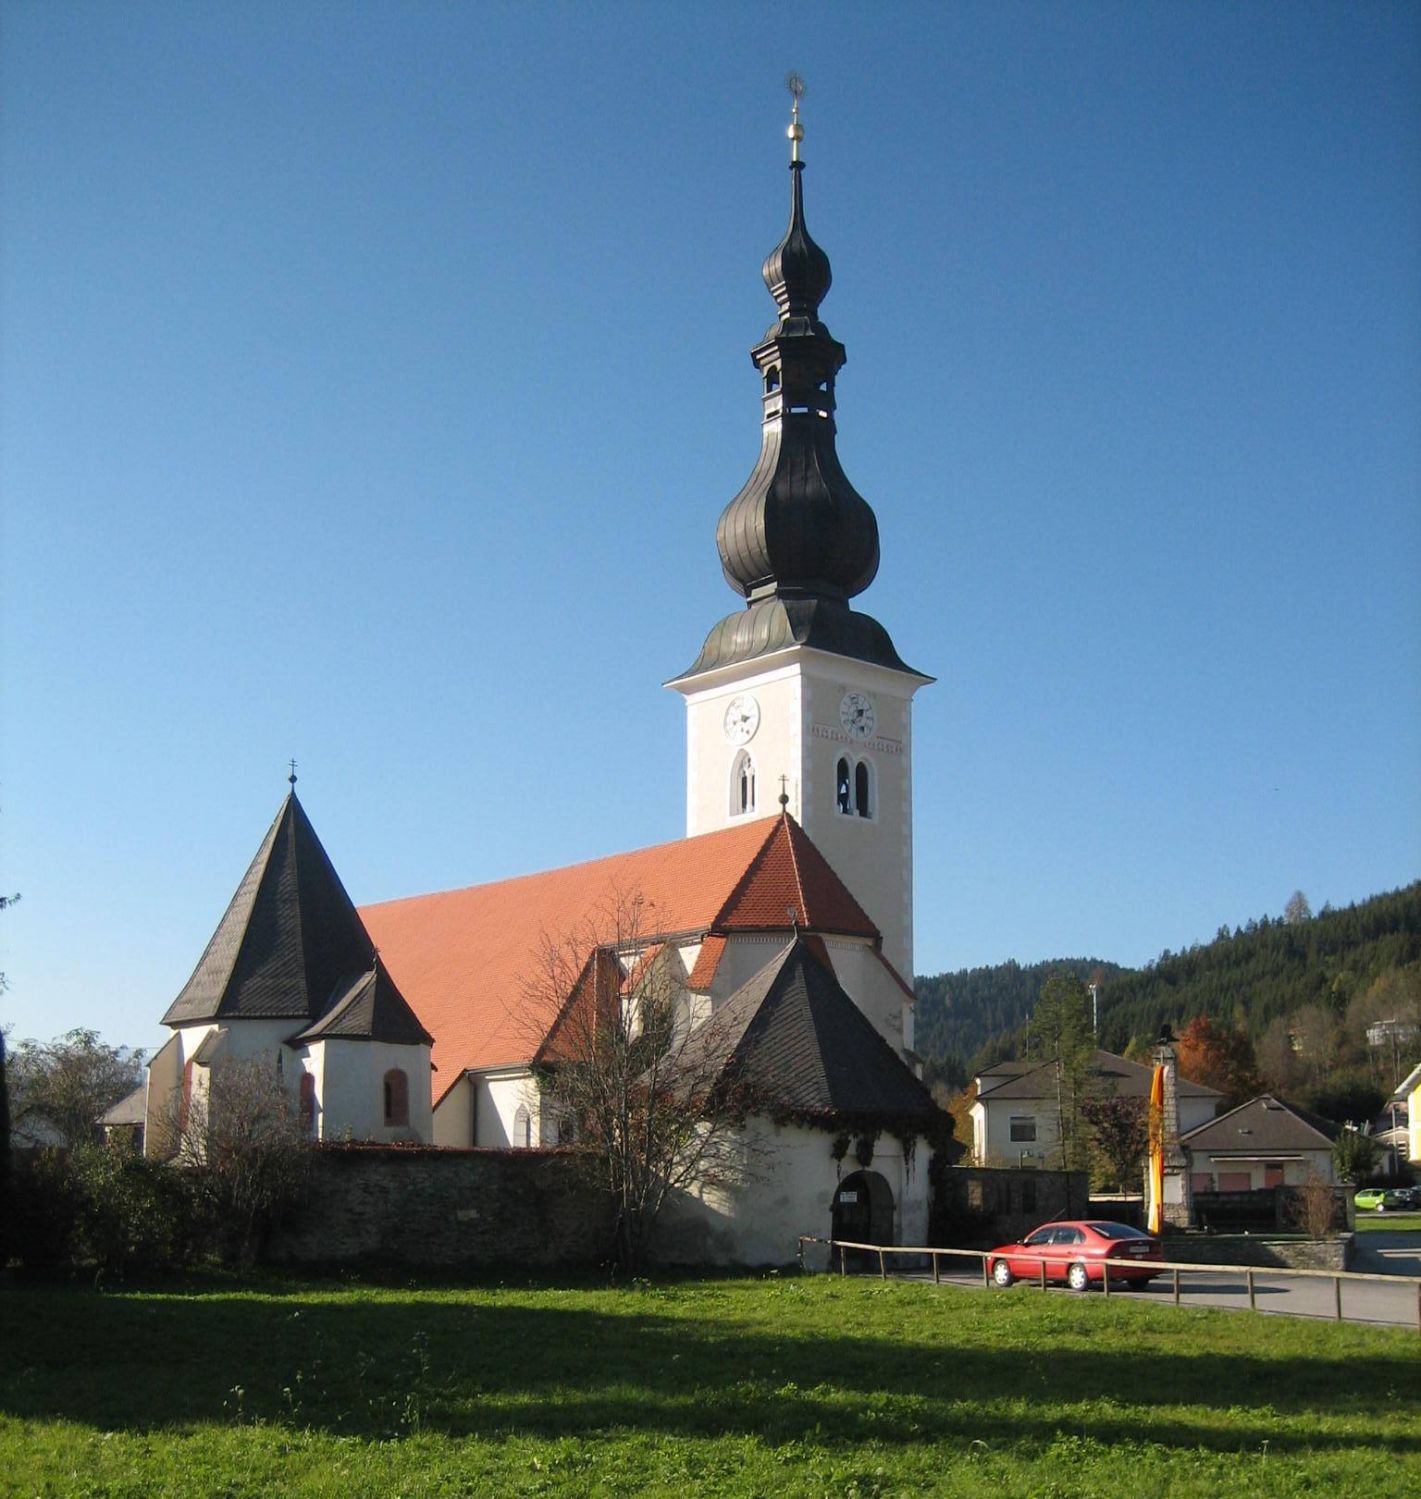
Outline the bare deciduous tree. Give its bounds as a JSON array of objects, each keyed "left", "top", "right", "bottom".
[
  {"left": 166, "top": 1054, "right": 312, "bottom": 1264},
  {"left": 522, "top": 894, "right": 762, "bottom": 1270}
]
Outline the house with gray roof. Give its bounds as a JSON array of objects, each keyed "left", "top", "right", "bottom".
[
  {"left": 1180, "top": 1093, "right": 1341, "bottom": 1191},
  {"left": 969, "top": 1048, "right": 1222, "bottom": 1166}
]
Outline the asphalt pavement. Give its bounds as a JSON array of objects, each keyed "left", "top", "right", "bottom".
[{"left": 899, "top": 1234, "right": 1421, "bottom": 1331}]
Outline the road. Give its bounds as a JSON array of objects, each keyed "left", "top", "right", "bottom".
[{"left": 896, "top": 1235, "right": 1421, "bottom": 1331}]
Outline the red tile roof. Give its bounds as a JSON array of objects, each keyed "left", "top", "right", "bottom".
[
  {"left": 360, "top": 815, "right": 881, "bottom": 1105},
  {"left": 686, "top": 935, "right": 728, "bottom": 991}
]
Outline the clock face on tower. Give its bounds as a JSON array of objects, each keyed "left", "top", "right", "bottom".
[
  {"left": 722, "top": 694, "right": 761, "bottom": 745},
  {"left": 839, "top": 690, "right": 876, "bottom": 740}
]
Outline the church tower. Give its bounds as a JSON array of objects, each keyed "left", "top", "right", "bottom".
[{"left": 668, "top": 92, "right": 933, "bottom": 983}]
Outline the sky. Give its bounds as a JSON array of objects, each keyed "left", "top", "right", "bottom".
[{"left": 2, "top": 1, "right": 1418, "bottom": 1054}]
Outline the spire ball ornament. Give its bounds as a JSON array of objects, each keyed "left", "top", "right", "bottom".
[{"left": 786, "top": 72, "right": 805, "bottom": 160}]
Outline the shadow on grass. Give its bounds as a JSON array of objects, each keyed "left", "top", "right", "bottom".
[{"left": 1, "top": 1275, "right": 1415, "bottom": 1459}]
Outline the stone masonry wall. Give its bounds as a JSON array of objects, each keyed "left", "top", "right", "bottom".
[
  {"left": 267, "top": 1145, "right": 612, "bottom": 1269},
  {"left": 1162, "top": 1234, "right": 1355, "bottom": 1272}
]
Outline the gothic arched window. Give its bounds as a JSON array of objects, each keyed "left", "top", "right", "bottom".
[
  {"left": 836, "top": 757, "right": 852, "bottom": 814},
  {"left": 855, "top": 759, "right": 872, "bottom": 819},
  {"left": 514, "top": 1103, "right": 531, "bottom": 1148},
  {"left": 383, "top": 1068, "right": 409, "bottom": 1127},
  {"left": 731, "top": 750, "right": 757, "bottom": 816}
]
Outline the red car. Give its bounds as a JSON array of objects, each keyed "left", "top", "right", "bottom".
[{"left": 987, "top": 1220, "right": 1164, "bottom": 1291}]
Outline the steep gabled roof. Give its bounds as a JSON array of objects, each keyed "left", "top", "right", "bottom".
[
  {"left": 977, "top": 1049, "right": 1223, "bottom": 1103},
  {"left": 359, "top": 814, "right": 882, "bottom": 1098},
  {"left": 714, "top": 814, "right": 876, "bottom": 935},
  {"left": 163, "top": 794, "right": 374, "bottom": 1025},
  {"left": 292, "top": 960, "right": 434, "bottom": 1047},
  {"left": 676, "top": 936, "right": 939, "bottom": 1127},
  {"left": 1181, "top": 1093, "right": 1341, "bottom": 1152}
]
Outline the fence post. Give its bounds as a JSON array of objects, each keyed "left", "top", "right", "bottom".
[
  {"left": 932, "top": 1251, "right": 940, "bottom": 1285},
  {"left": 981, "top": 1255, "right": 990, "bottom": 1289},
  {"left": 1172, "top": 1267, "right": 1180, "bottom": 1306},
  {"left": 878, "top": 1248, "right": 886, "bottom": 1280},
  {"left": 1039, "top": 1257, "right": 1048, "bottom": 1291},
  {"left": 1334, "top": 1275, "right": 1343, "bottom": 1322},
  {"left": 1102, "top": 1262, "right": 1110, "bottom": 1298},
  {"left": 1247, "top": 1269, "right": 1256, "bottom": 1312},
  {"left": 838, "top": 1242, "right": 846, "bottom": 1277}
]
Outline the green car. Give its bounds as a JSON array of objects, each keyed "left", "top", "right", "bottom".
[{"left": 1355, "top": 1187, "right": 1408, "bottom": 1211}]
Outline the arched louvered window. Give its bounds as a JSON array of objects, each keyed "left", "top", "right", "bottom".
[
  {"left": 514, "top": 1103, "right": 531, "bottom": 1148},
  {"left": 855, "top": 759, "right": 872, "bottom": 819},
  {"left": 836, "top": 757, "right": 851, "bottom": 815},
  {"left": 383, "top": 1068, "right": 409, "bottom": 1127},
  {"left": 731, "top": 750, "right": 757, "bottom": 816}
]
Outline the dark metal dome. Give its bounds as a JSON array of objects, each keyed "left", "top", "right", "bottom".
[{"left": 714, "top": 156, "right": 881, "bottom": 606}]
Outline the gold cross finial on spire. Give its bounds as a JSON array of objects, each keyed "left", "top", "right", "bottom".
[
  {"left": 288, "top": 758, "right": 298, "bottom": 789},
  {"left": 786, "top": 72, "right": 805, "bottom": 162}
]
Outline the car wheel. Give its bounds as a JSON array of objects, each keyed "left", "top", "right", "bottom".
[
  {"left": 991, "top": 1259, "right": 1014, "bottom": 1288},
  {"left": 1067, "top": 1262, "right": 1091, "bottom": 1292}
]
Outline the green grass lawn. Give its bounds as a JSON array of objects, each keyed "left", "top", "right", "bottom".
[
  {"left": 2, "top": 1271, "right": 1418, "bottom": 1498},
  {"left": 1354, "top": 1210, "right": 1421, "bottom": 1233}
]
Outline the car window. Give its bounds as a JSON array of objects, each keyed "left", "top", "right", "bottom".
[
  {"left": 1059, "top": 1228, "right": 1085, "bottom": 1244},
  {"left": 1089, "top": 1222, "right": 1151, "bottom": 1240},
  {"left": 1023, "top": 1228, "right": 1054, "bottom": 1246}
]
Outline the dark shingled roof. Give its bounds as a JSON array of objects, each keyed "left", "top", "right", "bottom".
[
  {"left": 163, "top": 793, "right": 376, "bottom": 1025},
  {"left": 292, "top": 960, "right": 433, "bottom": 1047},
  {"left": 683, "top": 935, "right": 941, "bottom": 1128},
  {"left": 1181, "top": 1093, "right": 1341, "bottom": 1152},
  {"left": 977, "top": 1049, "right": 1223, "bottom": 1103}
]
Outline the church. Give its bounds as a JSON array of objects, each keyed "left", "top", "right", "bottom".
[{"left": 139, "top": 100, "right": 947, "bottom": 1264}]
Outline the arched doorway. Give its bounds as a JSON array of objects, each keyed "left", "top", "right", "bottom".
[{"left": 831, "top": 1169, "right": 896, "bottom": 1271}]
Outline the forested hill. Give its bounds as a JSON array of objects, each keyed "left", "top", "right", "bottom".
[
  {"left": 1094, "top": 882, "right": 1421, "bottom": 1054},
  {"left": 913, "top": 881, "right": 1421, "bottom": 1089},
  {"left": 913, "top": 958, "right": 1131, "bottom": 1083}
]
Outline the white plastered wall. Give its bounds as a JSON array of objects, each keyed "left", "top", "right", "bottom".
[
  {"left": 305, "top": 1039, "right": 433, "bottom": 1143},
  {"left": 651, "top": 1116, "right": 932, "bottom": 1266},
  {"left": 674, "top": 648, "right": 928, "bottom": 983},
  {"left": 457, "top": 1067, "right": 547, "bottom": 1148}
]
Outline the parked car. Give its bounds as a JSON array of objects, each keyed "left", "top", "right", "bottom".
[
  {"left": 987, "top": 1220, "right": 1164, "bottom": 1291},
  {"left": 1355, "top": 1187, "right": 1411, "bottom": 1211}
]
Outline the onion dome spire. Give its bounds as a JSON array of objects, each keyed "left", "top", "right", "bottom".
[{"left": 673, "top": 82, "right": 924, "bottom": 685}]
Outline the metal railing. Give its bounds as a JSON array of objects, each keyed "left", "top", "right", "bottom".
[{"left": 796, "top": 1236, "right": 1421, "bottom": 1332}]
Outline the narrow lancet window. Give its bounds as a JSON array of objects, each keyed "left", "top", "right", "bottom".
[
  {"left": 731, "top": 750, "right": 757, "bottom": 816},
  {"left": 855, "top": 760, "right": 872, "bottom": 818},
  {"left": 383, "top": 1068, "right": 409, "bottom": 1127}
]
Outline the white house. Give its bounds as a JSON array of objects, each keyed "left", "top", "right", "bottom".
[{"left": 969, "top": 1048, "right": 1222, "bottom": 1166}]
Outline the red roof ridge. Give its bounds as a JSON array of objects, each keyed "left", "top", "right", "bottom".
[
  {"left": 363, "top": 815, "right": 782, "bottom": 916},
  {"left": 709, "top": 817, "right": 792, "bottom": 930}
]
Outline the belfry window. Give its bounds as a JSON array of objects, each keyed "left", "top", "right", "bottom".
[
  {"left": 765, "top": 365, "right": 781, "bottom": 393},
  {"left": 836, "top": 757, "right": 851, "bottom": 814},
  {"left": 731, "top": 750, "right": 757, "bottom": 816},
  {"left": 855, "top": 760, "right": 872, "bottom": 818}
]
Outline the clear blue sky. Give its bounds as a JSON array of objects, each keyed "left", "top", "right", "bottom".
[{"left": 3, "top": 1, "right": 1418, "bottom": 1054}]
